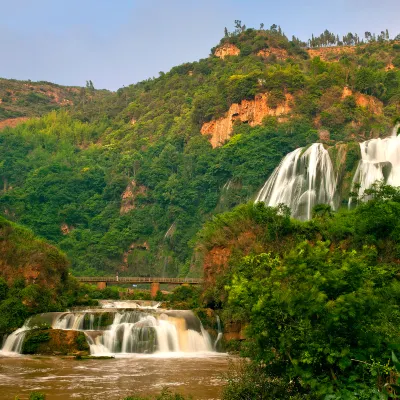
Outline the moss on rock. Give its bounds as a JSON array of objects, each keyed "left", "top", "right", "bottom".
[{"left": 21, "top": 329, "right": 89, "bottom": 355}]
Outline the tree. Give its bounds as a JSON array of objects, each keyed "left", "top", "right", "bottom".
[{"left": 227, "top": 241, "right": 400, "bottom": 397}]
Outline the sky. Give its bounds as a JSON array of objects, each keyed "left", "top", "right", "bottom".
[{"left": 1, "top": 0, "right": 400, "bottom": 90}]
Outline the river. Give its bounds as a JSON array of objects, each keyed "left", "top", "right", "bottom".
[{"left": 0, "top": 353, "right": 231, "bottom": 399}]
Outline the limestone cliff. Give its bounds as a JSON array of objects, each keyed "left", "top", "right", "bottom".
[
  {"left": 201, "top": 93, "right": 292, "bottom": 148},
  {"left": 214, "top": 43, "right": 240, "bottom": 59},
  {"left": 307, "top": 45, "right": 356, "bottom": 61},
  {"left": 120, "top": 179, "right": 147, "bottom": 214},
  {"left": 257, "top": 48, "right": 288, "bottom": 60},
  {"left": 342, "top": 86, "right": 383, "bottom": 114}
]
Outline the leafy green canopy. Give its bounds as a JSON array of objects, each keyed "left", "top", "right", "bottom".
[{"left": 201, "top": 186, "right": 400, "bottom": 397}]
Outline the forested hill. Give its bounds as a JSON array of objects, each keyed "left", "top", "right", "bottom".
[
  {"left": 0, "top": 78, "right": 115, "bottom": 128},
  {"left": 0, "top": 25, "right": 399, "bottom": 277}
]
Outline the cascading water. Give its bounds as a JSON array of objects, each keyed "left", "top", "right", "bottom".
[
  {"left": 256, "top": 143, "right": 337, "bottom": 220},
  {"left": 0, "top": 307, "right": 213, "bottom": 356},
  {"left": 214, "top": 315, "right": 223, "bottom": 351},
  {"left": 349, "top": 124, "right": 400, "bottom": 205},
  {"left": 1, "top": 318, "right": 32, "bottom": 355}
]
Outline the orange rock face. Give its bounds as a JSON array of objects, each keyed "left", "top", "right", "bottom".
[
  {"left": 120, "top": 180, "right": 147, "bottom": 214},
  {"left": 342, "top": 86, "right": 383, "bottom": 114},
  {"left": 214, "top": 43, "right": 240, "bottom": 59},
  {"left": 307, "top": 45, "right": 356, "bottom": 61},
  {"left": 201, "top": 93, "right": 292, "bottom": 148},
  {"left": 257, "top": 48, "right": 288, "bottom": 60},
  {"left": 0, "top": 117, "right": 29, "bottom": 130}
]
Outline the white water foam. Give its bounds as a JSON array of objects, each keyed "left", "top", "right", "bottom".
[{"left": 256, "top": 143, "right": 337, "bottom": 220}]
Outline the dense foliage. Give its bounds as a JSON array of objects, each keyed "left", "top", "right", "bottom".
[
  {"left": 198, "top": 185, "right": 400, "bottom": 397},
  {"left": 0, "top": 216, "right": 80, "bottom": 334}
]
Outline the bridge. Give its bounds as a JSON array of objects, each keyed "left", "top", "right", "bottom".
[{"left": 76, "top": 276, "right": 203, "bottom": 298}]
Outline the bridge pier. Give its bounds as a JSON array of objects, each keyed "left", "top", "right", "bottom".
[
  {"left": 97, "top": 281, "right": 107, "bottom": 290},
  {"left": 150, "top": 282, "right": 160, "bottom": 298}
]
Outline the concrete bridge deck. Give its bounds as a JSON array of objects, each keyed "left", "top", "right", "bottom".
[
  {"left": 76, "top": 277, "right": 203, "bottom": 284},
  {"left": 75, "top": 276, "right": 203, "bottom": 297}
]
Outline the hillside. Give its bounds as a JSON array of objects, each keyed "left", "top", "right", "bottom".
[
  {"left": 0, "top": 216, "right": 71, "bottom": 333},
  {"left": 0, "top": 26, "right": 399, "bottom": 278},
  {"left": 0, "top": 78, "right": 113, "bottom": 129}
]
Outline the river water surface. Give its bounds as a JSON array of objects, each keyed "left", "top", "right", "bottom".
[{"left": 0, "top": 353, "right": 231, "bottom": 399}]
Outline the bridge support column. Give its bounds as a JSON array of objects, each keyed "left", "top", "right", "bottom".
[
  {"left": 150, "top": 282, "right": 160, "bottom": 298},
  {"left": 97, "top": 281, "right": 107, "bottom": 290}
]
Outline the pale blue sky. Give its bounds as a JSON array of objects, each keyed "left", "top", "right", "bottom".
[{"left": 1, "top": 0, "right": 399, "bottom": 90}]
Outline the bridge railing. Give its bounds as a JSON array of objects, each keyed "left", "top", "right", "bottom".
[{"left": 75, "top": 276, "right": 203, "bottom": 284}]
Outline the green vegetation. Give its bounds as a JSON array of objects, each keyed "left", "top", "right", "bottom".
[
  {"left": 198, "top": 184, "right": 400, "bottom": 398},
  {"left": 123, "top": 388, "right": 190, "bottom": 400},
  {"left": 1, "top": 25, "right": 399, "bottom": 279},
  {"left": 0, "top": 24, "right": 399, "bottom": 279},
  {"left": 0, "top": 216, "right": 81, "bottom": 334},
  {"left": 0, "top": 77, "right": 112, "bottom": 121}
]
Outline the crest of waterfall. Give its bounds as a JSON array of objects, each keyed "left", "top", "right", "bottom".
[
  {"left": 349, "top": 124, "right": 400, "bottom": 206},
  {"left": 1, "top": 309, "right": 213, "bottom": 357},
  {"left": 256, "top": 143, "right": 337, "bottom": 220}
]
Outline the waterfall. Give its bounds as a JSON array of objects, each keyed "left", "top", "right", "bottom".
[
  {"left": 256, "top": 143, "right": 337, "bottom": 220},
  {"left": 0, "top": 318, "right": 32, "bottom": 355},
  {"left": 1, "top": 309, "right": 214, "bottom": 356},
  {"left": 349, "top": 124, "right": 400, "bottom": 205},
  {"left": 214, "top": 315, "right": 223, "bottom": 351}
]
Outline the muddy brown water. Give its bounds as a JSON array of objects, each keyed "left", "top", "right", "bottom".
[{"left": 0, "top": 354, "right": 232, "bottom": 399}]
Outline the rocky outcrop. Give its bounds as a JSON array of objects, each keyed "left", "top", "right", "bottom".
[
  {"left": 203, "top": 230, "right": 262, "bottom": 288},
  {"left": 120, "top": 179, "right": 147, "bottom": 214},
  {"left": 60, "top": 223, "right": 73, "bottom": 235},
  {"left": 201, "top": 93, "right": 293, "bottom": 148},
  {"left": 214, "top": 43, "right": 240, "bottom": 59},
  {"left": 342, "top": 86, "right": 383, "bottom": 114},
  {"left": 307, "top": 45, "right": 356, "bottom": 61},
  {"left": 223, "top": 321, "right": 246, "bottom": 341},
  {"left": 21, "top": 329, "right": 90, "bottom": 355},
  {"left": 0, "top": 117, "right": 29, "bottom": 130},
  {"left": 257, "top": 48, "right": 288, "bottom": 60},
  {"left": 0, "top": 216, "right": 68, "bottom": 291},
  {"left": 122, "top": 241, "right": 150, "bottom": 271}
]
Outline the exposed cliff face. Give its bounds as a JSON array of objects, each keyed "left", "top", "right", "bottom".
[
  {"left": 0, "top": 117, "right": 29, "bottom": 130},
  {"left": 203, "top": 229, "right": 263, "bottom": 289},
  {"left": 0, "top": 216, "right": 68, "bottom": 290},
  {"left": 307, "top": 45, "right": 356, "bottom": 61},
  {"left": 257, "top": 48, "right": 288, "bottom": 60},
  {"left": 214, "top": 43, "right": 240, "bottom": 59},
  {"left": 120, "top": 179, "right": 147, "bottom": 214},
  {"left": 342, "top": 86, "right": 383, "bottom": 114},
  {"left": 201, "top": 93, "right": 293, "bottom": 148}
]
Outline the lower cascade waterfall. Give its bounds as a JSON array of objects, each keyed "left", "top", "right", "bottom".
[
  {"left": 256, "top": 143, "right": 337, "bottom": 220},
  {"left": 0, "top": 307, "right": 214, "bottom": 356}
]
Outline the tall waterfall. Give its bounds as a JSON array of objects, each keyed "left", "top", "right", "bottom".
[
  {"left": 349, "top": 124, "right": 400, "bottom": 204},
  {"left": 0, "top": 308, "right": 213, "bottom": 356},
  {"left": 256, "top": 143, "right": 337, "bottom": 220}
]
